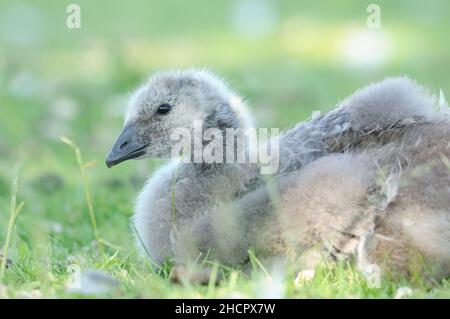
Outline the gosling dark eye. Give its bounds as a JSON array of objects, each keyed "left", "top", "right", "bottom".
[{"left": 156, "top": 103, "right": 172, "bottom": 115}]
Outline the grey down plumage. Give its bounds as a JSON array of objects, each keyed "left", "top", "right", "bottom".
[{"left": 107, "top": 70, "right": 450, "bottom": 281}]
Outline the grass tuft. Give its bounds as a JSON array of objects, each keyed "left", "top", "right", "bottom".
[
  {"left": 60, "top": 136, "right": 105, "bottom": 254},
  {"left": 0, "top": 177, "right": 24, "bottom": 281}
]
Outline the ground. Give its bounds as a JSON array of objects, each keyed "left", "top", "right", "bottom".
[{"left": 0, "top": 0, "right": 449, "bottom": 298}]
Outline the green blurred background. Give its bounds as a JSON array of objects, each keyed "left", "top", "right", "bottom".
[{"left": 0, "top": 0, "right": 449, "bottom": 283}]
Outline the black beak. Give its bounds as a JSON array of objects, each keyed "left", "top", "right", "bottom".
[{"left": 106, "top": 124, "right": 148, "bottom": 168}]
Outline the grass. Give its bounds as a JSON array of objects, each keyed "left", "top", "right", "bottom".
[
  {"left": 0, "top": 177, "right": 24, "bottom": 281},
  {"left": 60, "top": 136, "right": 104, "bottom": 254},
  {"left": 1, "top": 0, "right": 450, "bottom": 299}
]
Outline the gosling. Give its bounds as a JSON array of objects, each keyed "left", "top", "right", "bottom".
[{"left": 106, "top": 69, "right": 449, "bottom": 280}]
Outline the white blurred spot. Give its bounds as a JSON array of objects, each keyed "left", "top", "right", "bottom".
[
  {"left": 258, "top": 274, "right": 284, "bottom": 299},
  {"left": 50, "top": 97, "right": 79, "bottom": 121},
  {"left": 67, "top": 268, "right": 120, "bottom": 296},
  {"left": 257, "top": 262, "right": 285, "bottom": 299},
  {"left": 294, "top": 269, "right": 315, "bottom": 286},
  {"left": 50, "top": 222, "right": 63, "bottom": 234},
  {"left": 394, "top": 286, "right": 413, "bottom": 299},
  {"left": 230, "top": 0, "right": 277, "bottom": 39},
  {"left": 338, "top": 29, "right": 391, "bottom": 70},
  {"left": 9, "top": 71, "right": 39, "bottom": 97},
  {"left": 39, "top": 97, "right": 79, "bottom": 139}
]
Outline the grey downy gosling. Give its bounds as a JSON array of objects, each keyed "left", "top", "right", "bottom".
[{"left": 106, "top": 69, "right": 448, "bottom": 281}]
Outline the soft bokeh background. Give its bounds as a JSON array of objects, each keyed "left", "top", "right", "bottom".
[{"left": 0, "top": 0, "right": 449, "bottom": 297}]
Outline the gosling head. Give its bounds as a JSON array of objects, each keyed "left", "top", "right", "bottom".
[{"left": 106, "top": 69, "right": 252, "bottom": 168}]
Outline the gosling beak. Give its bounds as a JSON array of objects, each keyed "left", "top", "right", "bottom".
[{"left": 106, "top": 124, "right": 148, "bottom": 168}]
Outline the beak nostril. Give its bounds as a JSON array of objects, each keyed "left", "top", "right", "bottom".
[
  {"left": 107, "top": 123, "right": 145, "bottom": 168},
  {"left": 120, "top": 141, "right": 129, "bottom": 150}
]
